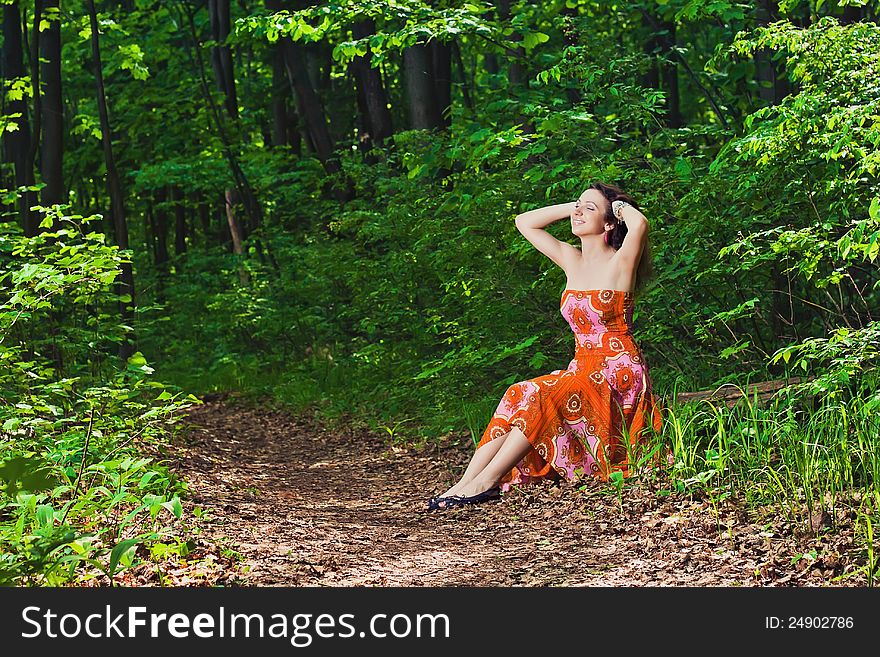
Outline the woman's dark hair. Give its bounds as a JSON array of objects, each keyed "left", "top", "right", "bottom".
[{"left": 588, "top": 181, "right": 656, "bottom": 297}]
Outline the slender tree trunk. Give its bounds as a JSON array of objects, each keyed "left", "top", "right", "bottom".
[
  {"left": 2, "top": 1, "right": 36, "bottom": 235},
  {"left": 225, "top": 189, "right": 248, "bottom": 285},
  {"left": 349, "top": 19, "right": 393, "bottom": 149},
  {"left": 484, "top": 50, "right": 500, "bottom": 93},
  {"left": 286, "top": 101, "right": 303, "bottom": 153},
  {"left": 154, "top": 187, "right": 169, "bottom": 272},
  {"left": 25, "top": 1, "right": 43, "bottom": 233},
  {"left": 208, "top": 0, "right": 238, "bottom": 117},
  {"left": 208, "top": 0, "right": 251, "bottom": 249},
  {"left": 308, "top": 40, "right": 337, "bottom": 146},
  {"left": 40, "top": 0, "right": 65, "bottom": 210},
  {"left": 451, "top": 40, "right": 473, "bottom": 111},
  {"left": 840, "top": 6, "right": 864, "bottom": 24},
  {"left": 659, "top": 19, "right": 681, "bottom": 128},
  {"left": 86, "top": 0, "right": 136, "bottom": 360},
  {"left": 271, "top": 44, "right": 289, "bottom": 147},
  {"left": 146, "top": 199, "right": 157, "bottom": 266},
  {"left": 498, "top": 0, "right": 524, "bottom": 86},
  {"left": 179, "top": 0, "right": 268, "bottom": 270},
  {"left": 403, "top": 43, "right": 442, "bottom": 130},
  {"left": 197, "top": 194, "right": 211, "bottom": 240},
  {"left": 560, "top": 7, "right": 582, "bottom": 105},
  {"left": 173, "top": 186, "right": 187, "bottom": 256},
  {"left": 207, "top": 1, "right": 273, "bottom": 273},
  {"left": 641, "top": 12, "right": 660, "bottom": 91},
  {"left": 280, "top": 40, "right": 334, "bottom": 162},
  {"left": 484, "top": 52, "right": 499, "bottom": 80},
  {"left": 431, "top": 40, "right": 452, "bottom": 129},
  {"left": 281, "top": 37, "right": 354, "bottom": 201},
  {"left": 352, "top": 65, "right": 371, "bottom": 154},
  {"left": 754, "top": 1, "right": 791, "bottom": 106},
  {"left": 264, "top": 0, "right": 352, "bottom": 199},
  {"left": 641, "top": 9, "right": 727, "bottom": 129},
  {"left": 497, "top": 0, "right": 532, "bottom": 133}
]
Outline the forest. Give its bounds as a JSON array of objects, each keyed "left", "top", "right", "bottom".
[{"left": 1, "top": 0, "right": 878, "bottom": 587}]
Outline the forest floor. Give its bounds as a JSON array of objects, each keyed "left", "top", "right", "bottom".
[{"left": 128, "top": 392, "right": 871, "bottom": 587}]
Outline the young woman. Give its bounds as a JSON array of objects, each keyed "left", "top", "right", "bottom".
[{"left": 427, "top": 181, "right": 665, "bottom": 510}]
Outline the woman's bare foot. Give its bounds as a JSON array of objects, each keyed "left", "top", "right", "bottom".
[
  {"left": 438, "top": 482, "right": 464, "bottom": 498},
  {"left": 433, "top": 478, "right": 499, "bottom": 508},
  {"left": 450, "top": 478, "right": 498, "bottom": 499}
]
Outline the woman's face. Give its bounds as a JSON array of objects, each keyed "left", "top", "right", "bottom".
[{"left": 571, "top": 188, "right": 611, "bottom": 237}]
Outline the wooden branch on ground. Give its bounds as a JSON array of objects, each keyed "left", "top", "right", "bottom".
[{"left": 674, "top": 376, "right": 816, "bottom": 409}]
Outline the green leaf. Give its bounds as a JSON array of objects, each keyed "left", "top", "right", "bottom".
[
  {"left": 36, "top": 504, "right": 55, "bottom": 528},
  {"left": 2, "top": 418, "right": 20, "bottom": 431},
  {"left": 161, "top": 496, "right": 183, "bottom": 519},
  {"left": 522, "top": 31, "right": 549, "bottom": 50},
  {"left": 109, "top": 538, "right": 141, "bottom": 575}
]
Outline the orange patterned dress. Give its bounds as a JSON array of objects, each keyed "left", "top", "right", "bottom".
[{"left": 477, "top": 288, "right": 666, "bottom": 491}]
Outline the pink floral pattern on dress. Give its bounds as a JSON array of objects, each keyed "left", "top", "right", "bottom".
[{"left": 477, "top": 289, "right": 667, "bottom": 491}]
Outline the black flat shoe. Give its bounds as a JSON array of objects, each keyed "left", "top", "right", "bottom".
[
  {"left": 431, "top": 486, "right": 502, "bottom": 510},
  {"left": 426, "top": 494, "right": 452, "bottom": 510}
]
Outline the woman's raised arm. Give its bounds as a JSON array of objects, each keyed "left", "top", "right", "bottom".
[{"left": 514, "top": 202, "right": 579, "bottom": 270}]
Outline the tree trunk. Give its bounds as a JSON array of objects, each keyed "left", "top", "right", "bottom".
[
  {"left": 280, "top": 40, "right": 334, "bottom": 162},
  {"left": 207, "top": 0, "right": 252, "bottom": 251},
  {"left": 349, "top": 19, "right": 394, "bottom": 149},
  {"left": 484, "top": 51, "right": 499, "bottom": 91},
  {"left": 451, "top": 39, "right": 473, "bottom": 111},
  {"left": 225, "top": 189, "right": 249, "bottom": 285},
  {"left": 146, "top": 199, "right": 157, "bottom": 266},
  {"left": 199, "top": 195, "right": 211, "bottom": 239},
  {"left": 271, "top": 44, "right": 289, "bottom": 147},
  {"left": 196, "top": 0, "right": 274, "bottom": 262},
  {"left": 40, "top": 0, "right": 65, "bottom": 210},
  {"left": 2, "top": 1, "right": 37, "bottom": 235},
  {"left": 286, "top": 100, "right": 303, "bottom": 153},
  {"left": 279, "top": 35, "right": 354, "bottom": 201},
  {"left": 403, "top": 43, "right": 442, "bottom": 130},
  {"left": 497, "top": 0, "right": 532, "bottom": 132},
  {"left": 754, "top": 1, "right": 791, "bottom": 106},
  {"left": 641, "top": 8, "right": 727, "bottom": 129},
  {"left": 641, "top": 12, "right": 660, "bottom": 92},
  {"left": 498, "top": 0, "right": 525, "bottom": 87},
  {"left": 840, "top": 6, "right": 864, "bottom": 24},
  {"left": 659, "top": 19, "right": 681, "bottom": 128},
  {"left": 86, "top": 0, "right": 136, "bottom": 361},
  {"left": 208, "top": 0, "right": 238, "bottom": 118},
  {"left": 560, "top": 7, "right": 582, "bottom": 105},
  {"left": 173, "top": 186, "right": 187, "bottom": 256},
  {"left": 154, "top": 187, "right": 169, "bottom": 272},
  {"left": 209, "top": 1, "right": 275, "bottom": 272},
  {"left": 431, "top": 40, "right": 452, "bottom": 129}
]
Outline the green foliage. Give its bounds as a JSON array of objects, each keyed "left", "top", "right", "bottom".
[
  {"left": 698, "top": 16, "right": 880, "bottom": 397},
  {"left": 234, "top": 0, "right": 550, "bottom": 67},
  {"left": 0, "top": 205, "right": 200, "bottom": 585}
]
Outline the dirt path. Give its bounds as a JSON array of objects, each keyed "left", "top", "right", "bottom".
[{"left": 166, "top": 394, "right": 867, "bottom": 587}]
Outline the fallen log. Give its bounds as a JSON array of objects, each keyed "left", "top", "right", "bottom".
[{"left": 674, "top": 376, "right": 816, "bottom": 409}]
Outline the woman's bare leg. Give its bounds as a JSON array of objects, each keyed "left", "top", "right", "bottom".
[
  {"left": 444, "top": 427, "right": 533, "bottom": 501},
  {"left": 438, "top": 430, "right": 511, "bottom": 498}
]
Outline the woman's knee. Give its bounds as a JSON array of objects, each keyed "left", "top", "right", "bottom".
[{"left": 483, "top": 430, "right": 509, "bottom": 449}]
